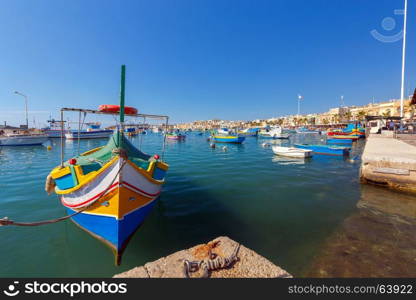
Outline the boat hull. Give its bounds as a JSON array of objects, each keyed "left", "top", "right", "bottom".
[
  {"left": 327, "top": 139, "right": 353, "bottom": 145},
  {"left": 0, "top": 135, "right": 48, "bottom": 146},
  {"left": 54, "top": 157, "right": 166, "bottom": 262},
  {"left": 65, "top": 130, "right": 113, "bottom": 140},
  {"left": 294, "top": 144, "right": 349, "bottom": 156},
  {"left": 212, "top": 136, "right": 245, "bottom": 143},
  {"left": 272, "top": 146, "right": 313, "bottom": 158},
  {"left": 259, "top": 134, "right": 290, "bottom": 139},
  {"left": 166, "top": 134, "right": 185, "bottom": 140}
]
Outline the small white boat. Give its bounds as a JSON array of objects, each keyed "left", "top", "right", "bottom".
[
  {"left": 272, "top": 146, "right": 313, "bottom": 158},
  {"left": 259, "top": 126, "right": 290, "bottom": 139},
  {"left": 0, "top": 133, "right": 48, "bottom": 146}
]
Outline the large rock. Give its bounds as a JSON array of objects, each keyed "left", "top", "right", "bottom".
[{"left": 114, "top": 236, "right": 292, "bottom": 278}]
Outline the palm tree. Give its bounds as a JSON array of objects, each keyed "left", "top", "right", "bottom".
[
  {"left": 344, "top": 111, "right": 352, "bottom": 122},
  {"left": 323, "top": 118, "right": 329, "bottom": 125},
  {"left": 382, "top": 109, "right": 391, "bottom": 119},
  {"left": 357, "top": 110, "right": 366, "bottom": 121}
]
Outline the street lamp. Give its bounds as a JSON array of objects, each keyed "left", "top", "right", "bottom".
[
  {"left": 400, "top": 0, "right": 408, "bottom": 120},
  {"left": 14, "top": 91, "right": 28, "bottom": 129}
]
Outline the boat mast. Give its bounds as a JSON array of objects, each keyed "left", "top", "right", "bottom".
[{"left": 119, "top": 65, "right": 126, "bottom": 146}]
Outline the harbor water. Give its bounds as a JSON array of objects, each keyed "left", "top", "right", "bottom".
[{"left": 0, "top": 133, "right": 415, "bottom": 277}]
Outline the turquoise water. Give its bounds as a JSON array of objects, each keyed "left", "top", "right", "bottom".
[{"left": 0, "top": 133, "right": 375, "bottom": 277}]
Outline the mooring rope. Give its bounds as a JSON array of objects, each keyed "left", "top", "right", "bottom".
[{"left": 0, "top": 158, "right": 127, "bottom": 227}]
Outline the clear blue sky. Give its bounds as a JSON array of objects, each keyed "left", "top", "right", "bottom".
[{"left": 0, "top": 0, "right": 415, "bottom": 126}]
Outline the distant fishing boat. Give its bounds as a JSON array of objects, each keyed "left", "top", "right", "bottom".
[
  {"left": 272, "top": 146, "right": 313, "bottom": 158},
  {"left": 238, "top": 128, "right": 259, "bottom": 137},
  {"left": 296, "top": 127, "right": 320, "bottom": 134},
  {"left": 65, "top": 123, "right": 113, "bottom": 140},
  {"left": 46, "top": 66, "right": 169, "bottom": 264},
  {"left": 166, "top": 132, "right": 186, "bottom": 140},
  {"left": 0, "top": 133, "right": 48, "bottom": 146},
  {"left": 217, "top": 128, "right": 230, "bottom": 135},
  {"left": 42, "top": 119, "right": 69, "bottom": 138},
  {"left": 294, "top": 144, "right": 350, "bottom": 156},
  {"left": 259, "top": 126, "right": 290, "bottom": 139},
  {"left": 211, "top": 134, "right": 245, "bottom": 143}
]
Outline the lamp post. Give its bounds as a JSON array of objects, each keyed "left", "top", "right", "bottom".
[
  {"left": 400, "top": 0, "right": 408, "bottom": 120},
  {"left": 14, "top": 91, "right": 28, "bottom": 129}
]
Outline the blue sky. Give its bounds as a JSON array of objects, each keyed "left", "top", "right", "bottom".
[{"left": 0, "top": 0, "right": 415, "bottom": 126}]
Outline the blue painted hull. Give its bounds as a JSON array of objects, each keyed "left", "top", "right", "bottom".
[
  {"left": 67, "top": 198, "right": 158, "bottom": 253},
  {"left": 212, "top": 136, "right": 245, "bottom": 143},
  {"left": 294, "top": 144, "right": 349, "bottom": 156},
  {"left": 327, "top": 139, "right": 353, "bottom": 145}
]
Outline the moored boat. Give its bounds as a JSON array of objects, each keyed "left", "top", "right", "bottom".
[
  {"left": 65, "top": 123, "right": 113, "bottom": 140},
  {"left": 211, "top": 134, "right": 245, "bottom": 143},
  {"left": 0, "top": 133, "right": 48, "bottom": 146},
  {"left": 294, "top": 144, "right": 350, "bottom": 156},
  {"left": 327, "top": 138, "right": 353, "bottom": 145},
  {"left": 259, "top": 126, "right": 290, "bottom": 139},
  {"left": 272, "top": 146, "right": 313, "bottom": 158},
  {"left": 238, "top": 127, "right": 259, "bottom": 137},
  {"left": 295, "top": 127, "right": 320, "bottom": 134},
  {"left": 166, "top": 132, "right": 186, "bottom": 140},
  {"left": 46, "top": 65, "right": 169, "bottom": 264}
]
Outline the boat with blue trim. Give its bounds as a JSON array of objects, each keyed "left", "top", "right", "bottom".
[
  {"left": 326, "top": 138, "right": 353, "bottom": 145},
  {"left": 295, "top": 127, "right": 320, "bottom": 134},
  {"left": 46, "top": 66, "right": 169, "bottom": 264},
  {"left": 65, "top": 123, "right": 113, "bottom": 140},
  {"left": 238, "top": 127, "right": 259, "bottom": 137},
  {"left": 294, "top": 144, "right": 350, "bottom": 156},
  {"left": 211, "top": 134, "right": 245, "bottom": 143}
]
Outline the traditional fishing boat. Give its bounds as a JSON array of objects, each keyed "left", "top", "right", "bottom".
[
  {"left": 259, "top": 126, "right": 290, "bottom": 139},
  {"left": 211, "top": 134, "right": 245, "bottom": 143},
  {"left": 217, "top": 128, "right": 230, "bottom": 135},
  {"left": 46, "top": 66, "right": 169, "bottom": 264},
  {"left": 238, "top": 127, "right": 259, "bottom": 137},
  {"left": 294, "top": 144, "right": 350, "bottom": 156},
  {"left": 271, "top": 146, "right": 313, "bottom": 158},
  {"left": 166, "top": 132, "right": 186, "bottom": 140}
]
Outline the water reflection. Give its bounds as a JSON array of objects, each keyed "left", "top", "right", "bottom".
[
  {"left": 272, "top": 156, "right": 311, "bottom": 165},
  {"left": 303, "top": 185, "right": 416, "bottom": 277}
]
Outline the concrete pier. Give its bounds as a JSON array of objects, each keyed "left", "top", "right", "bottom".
[
  {"left": 360, "top": 134, "right": 416, "bottom": 193},
  {"left": 113, "top": 236, "right": 292, "bottom": 278}
]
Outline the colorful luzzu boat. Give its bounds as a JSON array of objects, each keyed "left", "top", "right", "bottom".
[
  {"left": 294, "top": 144, "right": 350, "bottom": 156},
  {"left": 46, "top": 66, "right": 169, "bottom": 264},
  {"left": 166, "top": 132, "right": 186, "bottom": 140},
  {"left": 211, "top": 134, "right": 245, "bottom": 143}
]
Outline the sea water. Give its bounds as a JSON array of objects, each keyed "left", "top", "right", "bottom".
[{"left": 0, "top": 133, "right": 414, "bottom": 277}]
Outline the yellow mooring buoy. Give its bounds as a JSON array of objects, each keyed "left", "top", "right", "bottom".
[{"left": 47, "top": 145, "right": 52, "bottom": 151}]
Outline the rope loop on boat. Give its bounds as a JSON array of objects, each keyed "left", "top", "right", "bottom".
[{"left": 0, "top": 159, "right": 127, "bottom": 227}]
